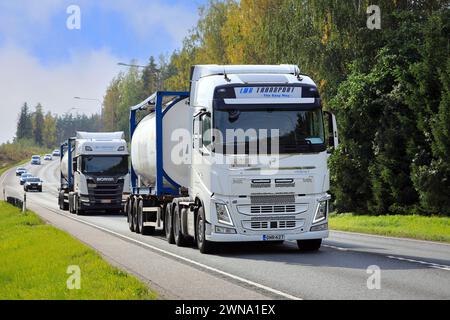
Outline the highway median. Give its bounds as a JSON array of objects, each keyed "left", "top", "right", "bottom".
[{"left": 0, "top": 201, "right": 158, "bottom": 300}]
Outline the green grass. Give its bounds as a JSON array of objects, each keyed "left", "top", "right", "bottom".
[
  {"left": 329, "top": 213, "right": 450, "bottom": 243},
  {"left": 0, "top": 202, "right": 158, "bottom": 300},
  {"left": 0, "top": 159, "right": 28, "bottom": 176}
]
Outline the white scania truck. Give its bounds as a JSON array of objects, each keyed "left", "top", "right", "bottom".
[
  {"left": 58, "top": 132, "right": 130, "bottom": 215},
  {"left": 126, "top": 65, "right": 339, "bottom": 253}
]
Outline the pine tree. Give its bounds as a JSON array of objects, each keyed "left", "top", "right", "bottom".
[
  {"left": 33, "top": 104, "right": 45, "bottom": 146},
  {"left": 16, "top": 102, "right": 33, "bottom": 140}
]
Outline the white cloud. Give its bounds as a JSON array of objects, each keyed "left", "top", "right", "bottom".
[
  {"left": 97, "top": 0, "right": 199, "bottom": 46},
  {"left": 0, "top": 44, "right": 121, "bottom": 143}
]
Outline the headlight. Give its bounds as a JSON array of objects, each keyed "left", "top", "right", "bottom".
[
  {"left": 313, "top": 200, "right": 328, "bottom": 224},
  {"left": 215, "top": 203, "right": 234, "bottom": 226}
]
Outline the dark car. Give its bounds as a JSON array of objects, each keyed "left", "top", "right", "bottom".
[
  {"left": 24, "top": 177, "right": 43, "bottom": 192},
  {"left": 20, "top": 173, "right": 33, "bottom": 185},
  {"left": 15, "top": 167, "right": 27, "bottom": 176}
]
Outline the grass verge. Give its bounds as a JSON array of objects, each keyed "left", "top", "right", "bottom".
[
  {"left": 329, "top": 213, "right": 450, "bottom": 243},
  {"left": 0, "top": 201, "right": 158, "bottom": 300},
  {"left": 0, "top": 159, "right": 28, "bottom": 177}
]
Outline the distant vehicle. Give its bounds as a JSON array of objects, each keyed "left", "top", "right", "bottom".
[
  {"left": 44, "top": 154, "right": 53, "bottom": 161},
  {"left": 15, "top": 167, "right": 27, "bottom": 176},
  {"left": 31, "top": 155, "right": 41, "bottom": 165},
  {"left": 24, "top": 177, "right": 43, "bottom": 192},
  {"left": 58, "top": 132, "right": 129, "bottom": 215},
  {"left": 52, "top": 150, "right": 61, "bottom": 157},
  {"left": 20, "top": 173, "right": 33, "bottom": 185}
]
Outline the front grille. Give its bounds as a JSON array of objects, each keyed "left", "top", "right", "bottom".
[
  {"left": 250, "top": 204, "right": 296, "bottom": 214},
  {"left": 88, "top": 182, "right": 123, "bottom": 201},
  {"left": 250, "top": 194, "right": 295, "bottom": 204},
  {"left": 246, "top": 220, "right": 299, "bottom": 230},
  {"left": 237, "top": 203, "right": 308, "bottom": 215}
]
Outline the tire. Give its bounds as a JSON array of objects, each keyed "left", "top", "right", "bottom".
[
  {"left": 196, "top": 206, "right": 215, "bottom": 254},
  {"left": 173, "top": 203, "right": 188, "bottom": 247},
  {"left": 297, "top": 239, "right": 322, "bottom": 252},
  {"left": 165, "top": 204, "right": 175, "bottom": 244},
  {"left": 68, "top": 193, "right": 74, "bottom": 214},
  {"left": 138, "top": 199, "right": 155, "bottom": 235},
  {"left": 134, "top": 199, "right": 140, "bottom": 234},
  {"left": 127, "top": 198, "right": 135, "bottom": 232},
  {"left": 75, "top": 195, "right": 84, "bottom": 216}
]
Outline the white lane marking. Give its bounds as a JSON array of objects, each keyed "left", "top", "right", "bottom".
[
  {"left": 387, "top": 256, "right": 450, "bottom": 271},
  {"left": 37, "top": 203, "right": 302, "bottom": 300},
  {"left": 323, "top": 244, "right": 348, "bottom": 251},
  {"left": 324, "top": 244, "right": 450, "bottom": 272}
]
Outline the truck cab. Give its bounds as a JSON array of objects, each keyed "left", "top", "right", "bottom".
[
  {"left": 127, "top": 65, "right": 338, "bottom": 254},
  {"left": 188, "top": 65, "right": 338, "bottom": 251},
  {"left": 59, "top": 132, "right": 130, "bottom": 215}
]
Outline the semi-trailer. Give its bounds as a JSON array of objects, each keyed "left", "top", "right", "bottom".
[
  {"left": 126, "top": 65, "right": 339, "bottom": 254},
  {"left": 58, "top": 132, "right": 130, "bottom": 215}
]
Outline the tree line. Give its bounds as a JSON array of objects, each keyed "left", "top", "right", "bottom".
[
  {"left": 101, "top": 0, "right": 449, "bottom": 215},
  {"left": 15, "top": 102, "right": 101, "bottom": 148}
]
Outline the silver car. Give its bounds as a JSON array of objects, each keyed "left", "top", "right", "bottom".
[{"left": 20, "top": 173, "right": 33, "bottom": 185}]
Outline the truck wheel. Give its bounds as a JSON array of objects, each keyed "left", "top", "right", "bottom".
[
  {"left": 138, "top": 199, "right": 154, "bottom": 235},
  {"left": 297, "top": 239, "right": 322, "bottom": 252},
  {"left": 134, "top": 199, "right": 140, "bottom": 234},
  {"left": 173, "top": 203, "right": 188, "bottom": 247},
  {"left": 59, "top": 191, "right": 68, "bottom": 211},
  {"left": 165, "top": 204, "right": 175, "bottom": 244},
  {"left": 68, "top": 193, "right": 74, "bottom": 214},
  {"left": 75, "top": 195, "right": 84, "bottom": 216},
  {"left": 127, "top": 198, "right": 135, "bottom": 232},
  {"left": 196, "top": 206, "right": 215, "bottom": 254}
]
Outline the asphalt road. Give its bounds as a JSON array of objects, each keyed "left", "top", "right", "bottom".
[{"left": 1, "top": 159, "right": 449, "bottom": 300}]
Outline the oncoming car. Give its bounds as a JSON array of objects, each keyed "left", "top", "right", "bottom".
[
  {"left": 15, "top": 167, "right": 27, "bottom": 176},
  {"left": 20, "top": 173, "right": 33, "bottom": 185},
  {"left": 24, "top": 177, "right": 43, "bottom": 192},
  {"left": 31, "top": 155, "right": 41, "bottom": 165},
  {"left": 44, "top": 154, "right": 53, "bottom": 161}
]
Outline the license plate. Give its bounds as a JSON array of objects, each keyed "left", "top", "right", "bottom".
[
  {"left": 262, "top": 234, "right": 285, "bottom": 241},
  {"left": 101, "top": 200, "right": 112, "bottom": 204}
]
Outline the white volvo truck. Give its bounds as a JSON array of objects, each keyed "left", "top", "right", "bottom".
[
  {"left": 126, "top": 65, "right": 339, "bottom": 253},
  {"left": 58, "top": 132, "right": 130, "bottom": 215}
]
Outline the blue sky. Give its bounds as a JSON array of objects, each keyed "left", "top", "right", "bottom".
[{"left": 0, "top": 0, "right": 207, "bottom": 143}]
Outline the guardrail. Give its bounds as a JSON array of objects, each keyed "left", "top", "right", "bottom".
[{"left": 6, "top": 194, "right": 26, "bottom": 212}]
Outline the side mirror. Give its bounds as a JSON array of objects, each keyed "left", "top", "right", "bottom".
[{"left": 324, "top": 111, "right": 339, "bottom": 152}]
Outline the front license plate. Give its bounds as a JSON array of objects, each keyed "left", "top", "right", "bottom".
[
  {"left": 263, "top": 234, "right": 285, "bottom": 241},
  {"left": 101, "top": 200, "right": 112, "bottom": 204}
]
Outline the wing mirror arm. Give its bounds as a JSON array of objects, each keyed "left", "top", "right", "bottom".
[{"left": 324, "top": 111, "right": 339, "bottom": 153}]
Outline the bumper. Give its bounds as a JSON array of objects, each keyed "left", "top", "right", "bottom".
[
  {"left": 79, "top": 198, "right": 125, "bottom": 210},
  {"left": 206, "top": 230, "right": 328, "bottom": 242}
]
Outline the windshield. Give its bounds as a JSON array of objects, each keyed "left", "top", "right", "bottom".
[
  {"left": 32, "top": 156, "right": 40, "bottom": 159},
  {"left": 22, "top": 173, "right": 32, "bottom": 177},
  {"left": 27, "top": 178, "right": 40, "bottom": 182},
  {"left": 81, "top": 156, "right": 128, "bottom": 175},
  {"left": 214, "top": 107, "right": 325, "bottom": 154}
]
